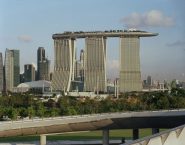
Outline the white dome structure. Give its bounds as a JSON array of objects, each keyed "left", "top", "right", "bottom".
[
  {"left": 17, "top": 80, "right": 51, "bottom": 88},
  {"left": 14, "top": 80, "right": 51, "bottom": 93}
]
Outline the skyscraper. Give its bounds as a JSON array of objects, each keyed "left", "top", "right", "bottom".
[
  {"left": 37, "top": 47, "right": 45, "bottom": 63},
  {"left": 51, "top": 38, "right": 76, "bottom": 92},
  {"left": 0, "top": 53, "right": 3, "bottom": 92},
  {"left": 5, "top": 49, "right": 20, "bottom": 91},
  {"left": 5, "top": 49, "right": 14, "bottom": 91},
  {"left": 79, "top": 49, "right": 85, "bottom": 81},
  {"left": 80, "top": 49, "right": 84, "bottom": 67},
  {"left": 52, "top": 30, "right": 157, "bottom": 93},
  {"left": 37, "top": 47, "right": 50, "bottom": 81},
  {"left": 147, "top": 75, "right": 152, "bottom": 87},
  {"left": 119, "top": 36, "right": 142, "bottom": 92},
  {"left": 74, "top": 60, "right": 81, "bottom": 80},
  {"left": 24, "top": 64, "right": 35, "bottom": 82},
  {"left": 84, "top": 37, "right": 107, "bottom": 92}
]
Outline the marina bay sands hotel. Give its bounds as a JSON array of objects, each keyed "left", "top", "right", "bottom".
[{"left": 51, "top": 30, "right": 158, "bottom": 93}]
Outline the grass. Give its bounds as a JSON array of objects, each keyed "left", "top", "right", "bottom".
[{"left": 0, "top": 129, "right": 159, "bottom": 142}]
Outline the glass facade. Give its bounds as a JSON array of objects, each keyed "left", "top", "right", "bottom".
[
  {"left": 24, "top": 64, "right": 35, "bottom": 82},
  {"left": 37, "top": 47, "right": 50, "bottom": 81},
  {"left": 13, "top": 50, "right": 20, "bottom": 87}
]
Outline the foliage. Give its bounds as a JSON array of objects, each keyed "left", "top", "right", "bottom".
[{"left": 0, "top": 88, "right": 185, "bottom": 120}]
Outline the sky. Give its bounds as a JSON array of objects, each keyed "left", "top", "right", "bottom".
[{"left": 0, "top": 0, "right": 185, "bottom": 82}]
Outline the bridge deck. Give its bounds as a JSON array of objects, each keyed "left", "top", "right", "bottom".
[{"left": 0, "top": 110, "right": 185, "bottom": 137}]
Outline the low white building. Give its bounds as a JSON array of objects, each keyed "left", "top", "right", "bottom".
[{"left": 13, "top": 80, "right": 51, "bottom": 93}]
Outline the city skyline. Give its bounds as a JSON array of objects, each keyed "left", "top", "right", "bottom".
[{"left": 0, "top": 0, "right": 185, "bottom": 81}]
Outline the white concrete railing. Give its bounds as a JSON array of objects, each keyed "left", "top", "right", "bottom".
[{"left": 122, "top": 124, "right": 185, "bottom": 145}]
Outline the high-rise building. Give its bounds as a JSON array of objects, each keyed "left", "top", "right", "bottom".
[
  {"left": 0, "top": 53, "right": 3, "bottom": 92},
  {"left": 5, "top": 49, "right": 20, "bottom": 91},
  {"left": 84, "top": 37, "right": 107, "bottom": 92},
  {"left": 20, "top": 73, "right": 25, "bottom": 83},
  {"left": 39, "top": 59, "right": 50, "bottom": 80},
  {"left": 24, "top": 64, "right": 35, "bottom": 82},
  {"left": 74, "top": 60, "right": 81, "bottom": 81},
  {"left": 119, "top": 37, "right": 142, "bottom": 92},
  {"left": 37, "top": 47, "right": 50, "bottom": 81},
  {"left": 147, "top": 75, "right": 152, "bottom": 87},
  {"left": 37, "top": 47, "right": 45, "bottom": 64},
  {"left": 80, "top": 49, "right": 84, "bottom": 67},
  {"left": 79, "top": 49, "right": 85, "bottom": 81},
  {"left": 51, "top": 39, "right": 76, "bottom": 92},
  {"left": 52, "top": 30, "right": 157, "bottom": 93}
]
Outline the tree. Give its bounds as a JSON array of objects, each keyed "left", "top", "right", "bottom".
[
  {"left": 36, "top": 102, "right": 45, "bottom": 118},
  {"left": 171, "top": 80, "right": 177, "bottom": 89},
  {"left": 50, "top": 108, "right": 60, "bottom": 117},
  {"left": 67, "top": 107, "right": 77, "bottom": 115},
  {"left": 0, "top": 107, "right": 4, "bottom": 119},
  {"left": 8, "top": 108, "right": 19, "bottom": 120},
  {"left": 46, "top": 99, "right": 56, "bottom": 108},
  {"left": 155, "top": 95, "right": 169, "bottom": 109},
  {"left": 19, "top": 107, "right": 28, "bottom": 118},
  {"left": 101, "top": 97, "right": 115, "bottom": 112},
  {"left": 28, "top": 106, "right": 35, "bottom": 119}
]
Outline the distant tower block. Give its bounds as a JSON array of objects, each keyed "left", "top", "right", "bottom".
[
  {"left": 51, "top": 38, "right": 76, "bottom": 92},
  {"left": 84, "top": 37, "right": 107, "bottom": 92},
  {"left": 119, "top": 36, "right": 142, "bottom": 92},
  {"left": 0, "top": 53, "right": 3, "bottom": 92}
]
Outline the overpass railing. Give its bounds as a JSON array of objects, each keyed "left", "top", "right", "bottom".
[{"left": 1, "top": 109, "right": 185, "bottom": 125}]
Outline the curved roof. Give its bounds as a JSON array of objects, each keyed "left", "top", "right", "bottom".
[{"left": 17, "top": 80, "right": 51, "bottom": 88}]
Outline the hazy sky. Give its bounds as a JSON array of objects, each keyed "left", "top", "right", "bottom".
[{"left": 0, "top": 0, "right": 184, "bottom": 81}]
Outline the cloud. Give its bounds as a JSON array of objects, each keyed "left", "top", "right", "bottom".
[
  {"left": 121, "top": 10, "right": 175, "bottom": 28},
  {"left": 17, "top": 35, "right": 32, "bottom": 43},
  {"left": 166, "top": 40, "right": 185, "bottom": 47}
]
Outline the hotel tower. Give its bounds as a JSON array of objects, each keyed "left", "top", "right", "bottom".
[
  {"left": 84, "top": 37, "right": 107, "bottom": 92},
  {"left": 52, "top": 30, "right": 157, "bottom": 93},
  {"left": 51, "top": 38, "right": 76, "bottom": 92}
]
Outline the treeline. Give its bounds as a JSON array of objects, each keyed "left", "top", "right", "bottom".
[{"left": 0, "top": 88, "right": 185, "bottom": 120}]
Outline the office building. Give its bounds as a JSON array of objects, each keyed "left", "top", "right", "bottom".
[
  {"left": 79, "top": 49, "right": 85, "bottom": 81},
  {"left": 24, "top": 64, "right": 35, "bottom": 82},
  {"left": 119, "top": 37, "right": 142, "bottom": 92},
  {"left": 51, "top": 39, "right": 76, "bottom": 92},
  {"left": 20, "top": 73, "right": 25, "bottom": 83},
  {"left": 0, "top": 53, "right": 3, "bottom": 92},
  {"left": 80, "top": 49, "right": 84, "bottom": 67},
  {"left": 84, "top": 37, "right": 107, "bottom": 92},
  {"left": 74, "top": 60, "right": 81, "bottom": 81},
  {"left": 37, "top": 47, "right": 50, "bottom": 81},
  {"left": 5, "top": 49, "right": 20, "bottom": 91},
  {"left": 147, "top": 75, "right": 152, "bottom": 87}
]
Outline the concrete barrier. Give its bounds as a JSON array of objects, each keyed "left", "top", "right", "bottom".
[{"left": 122, "top": 124, "right": 185, "bottom": 145}]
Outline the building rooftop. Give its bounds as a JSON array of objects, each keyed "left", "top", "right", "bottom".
[{"left": 53, "top": 29, "right": 158, "bottom": 39}]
